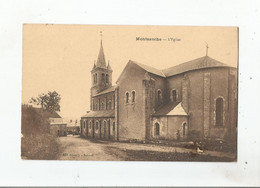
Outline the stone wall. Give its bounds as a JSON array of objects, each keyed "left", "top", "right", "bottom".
[{"left": 117, "top": 63, "right": 147, "bottom": 141}]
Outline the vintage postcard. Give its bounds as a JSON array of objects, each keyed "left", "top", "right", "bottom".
[{"left": 22, "top": 25, "right": 238, "bottom": 161}]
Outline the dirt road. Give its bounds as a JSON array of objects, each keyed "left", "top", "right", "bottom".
[{"left": 56, "top": 135, "right": 236, "bottom": 161}]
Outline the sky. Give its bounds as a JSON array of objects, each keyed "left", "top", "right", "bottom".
[{"left": 22, "top": 24, "right": 238, "bottom": 120}]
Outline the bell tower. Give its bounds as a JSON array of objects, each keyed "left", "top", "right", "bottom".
[{"left": 91, "top": 40, "right": 113, "bottom": 97}]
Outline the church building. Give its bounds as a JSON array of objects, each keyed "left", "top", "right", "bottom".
[{"left": 80, "top": 40, "right": 237, "bottom": 142}]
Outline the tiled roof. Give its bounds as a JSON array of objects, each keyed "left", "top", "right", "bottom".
[
  {"left": 131, "top": 61, "right": 166, "bottom": 77},
  {"left": 153, "top": 102, "right": 188, "bottom": 116},
  {"left": 162, "top": 56, "right": 230, "bottom": 77},
  {"left": 82, "top": 109, "right": 115, "bottom": 118},
  {"left": 93, "top": 86, "right": 115, "bottom": 97}
]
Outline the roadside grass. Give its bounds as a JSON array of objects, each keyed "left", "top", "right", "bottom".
[
  {"left": 105, "top": 146, "right": 235, "bottom": 162},
  {"left": 124, "top": 149, "right": 235, "bottom": 162},
  {"left": 21, "top": 134, "right": 60, "bottom": 160}
]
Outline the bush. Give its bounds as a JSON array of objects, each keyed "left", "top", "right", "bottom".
[{"left": 21, "top": 104, "right": 60, "bottom": 160}]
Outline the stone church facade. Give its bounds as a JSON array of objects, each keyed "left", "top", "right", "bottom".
[{"left": 80, "top": 41, "right": 237, "bottom": 142}]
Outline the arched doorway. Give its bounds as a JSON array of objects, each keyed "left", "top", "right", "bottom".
[
  {"left": 104, "top": 120, "right": 107, "bottom": 139},
  {"left": 182, "top": 122, "right": 187, "bottom": 139},
  {"left": 154, "top": 123, "right": 160, "bottom": 137},
  {"left": 99, "top": 121, "right": 102, "bottom": 138},
  {"left": 107, "top": 120, "right": 110, "bottom": 139},
  {"left": 86, "top": 120, "right": 88, "bottom": 137},
  {"left": 112, "top": 121, "right": 115, "bottom": 138}
]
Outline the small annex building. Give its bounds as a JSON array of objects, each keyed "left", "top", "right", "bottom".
[{"left": 34, "top": 108, "right": 67, "bottom": 136}]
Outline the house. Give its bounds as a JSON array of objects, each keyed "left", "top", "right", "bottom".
[
  {"left": 35, "top": 108, "right": 67, "bottom": 136},
  {"left": 80, "top": 40, "right": 237, "bottom": 142},
  {"left": 66, "top": 119, "right": 80, "bottom": 135}
]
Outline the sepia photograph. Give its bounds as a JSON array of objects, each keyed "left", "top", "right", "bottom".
[{"left": 22, "top": 24, "right": 238, "bottom": 162}]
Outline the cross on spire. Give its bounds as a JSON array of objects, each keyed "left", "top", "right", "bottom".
[{"left": 205, "top": 43, "right": 209, "bottom": 56}]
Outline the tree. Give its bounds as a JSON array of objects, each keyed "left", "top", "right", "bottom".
[{"left": 30, "top": 91, "right": 61, "bottom": 111}]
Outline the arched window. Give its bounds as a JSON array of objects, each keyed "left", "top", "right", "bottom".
[
  {"left": 125, "top": 92, "right": 129, "bottom": 104},
  {"left": 108, "top": 100, "right": 112, "bottom": 110},
  {"left": 157, "top": 90, "right": 162, "bottom": 104},
  {"left": 104, "top": 121, "right": 107, "bottom": 133},
  {"left": 112, "top": 122, "right": 115, "bottom": 131},
  {"left": 86, "top": 121, "right": 88, "bottom": 128},
  {"left": 83, "top": 121, "right": 86, "bottom": 128},
  {"left": 94, "top": 73, "right": 97, "bottom": 84},
  {"left": 113, "top": 94, "right": 115, "bottom": 108},
  {"left": 95, "top": 121, "right": 99, "bottom": 130},
  {"left": 172, "top": 90, "right": 177, "bottom": 103},
  {"left": 93, "top": 75, "right": 95, "bottom": 84},
  {"left": 89, "top": 121, "right": 92, "bottom": 129},
  {"left": 155, "top": 123, "right": 160, "bottom": 136},
  {"left": 101, "top": 73, "right": 105, "bottom": 82},
  {"left": 132, "top": 91, "right": 136, "bottom": 103},
  {"left": 216, "top": 97, "right": 224, "bottom": 126},
  {"left": 183, "top": 122, "right": 187, "bottom": 136},
  {"left": 101, "top": 102, "right": 104, "bottom": 110},
  {"left": 95, "top": 103, "right": 98, "bottom": 110},
  {"left": 106, "top": 74, "right": 109, "bottom": 83}
]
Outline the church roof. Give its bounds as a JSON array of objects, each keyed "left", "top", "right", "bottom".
[
  {"left": 118, "top": 56, "right": 231, "bottom": 81},
  {"left": 153, "top": 102, "right": 188, "bottom": 116},
  {"left": 133, "top": 61, "right": 166, "bottom": 77},
  {"left": 82, "top": 109, "right": 115, "bottom": 118},
  {"left": 96, "top": 40, "right": 107, "bottom": 68},
  {"left": 162, "top": 56, "right": 230, "bottom": 77},
  {"left": 93, "top": 86, "right": 116, "bottom": 97}
]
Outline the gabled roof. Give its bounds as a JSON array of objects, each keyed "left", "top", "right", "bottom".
[
  {"left": 82, "top": 109, "right": 115, "bottom": 118},
  {"left": 162, "top": 56, "right": 230, "bottom": 77},
  {"left": 96, "top": 40, "right": 107, "bottom": 68},
  {"left": 116, "top": 60, "right": 166, "bottom": 84},
  {"left": 134, "top": 61, "right": 166, "bottom": 77},
  {"left": 167, "top": 103, "right": 188, "bottom": 116},
  {"left": 93, "top": 86, "right": 116, "bottom": 97},
  {"left": 153, "top": 102, "right": 188, "bottom": 116}
]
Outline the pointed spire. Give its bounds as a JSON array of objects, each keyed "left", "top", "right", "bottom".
[
  {"left": 107, "top": 60, "right": 112, "bottom": 70},
  {"left": 92, "top": 60, "right": 96, "bottom": 70},
  {"left": 96, "top": 38, "right": 107, "bottom": 68}
]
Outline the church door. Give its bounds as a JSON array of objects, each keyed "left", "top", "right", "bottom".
[
  {"left": 107, "top": 120, "right": 110, "bottom": 139},
  {"left": 104, "top": 121, "right": 107, "bottom": 139},
  {"left": 92, "top": 120, "right": 95, "bottom": 138},
  {"left": 99, "top": 121, "right": 102, "bottom": 138},
  {"left": 86, "top": 121, "right": 88, "bottom": 137},
  {"left": 182, "top": 122, "right": 187, "bottom": 139}
]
